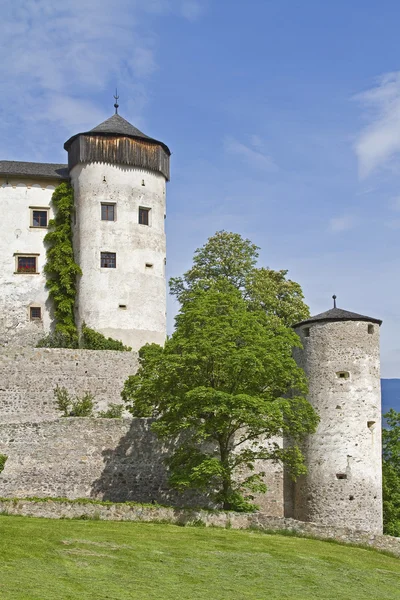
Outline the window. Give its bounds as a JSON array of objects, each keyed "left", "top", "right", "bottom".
[
  {"left": 139, "top": 207, "right": 150, "bottom": 226},
  {"left": 15, "top": 255, "right": 38, "bottom": 274},
  {"left": 101, "top": 252, "right": 116, "bottom": 268},
  {"left": 336, "top": 473, "right": 347, "bottom": 480},
  {"left": 101, "top": 203, "right": 115, "bottom": 221},
  {"left": 30, "top": 208, "right": 49, "bottom": 228},
  {"left": 368, "top": 324, "right": 374, "bottom": 334},
  {"left": 303, "top": 327, "right": 310, "bottom": 338},
  {"left": 336, "top": 371, "right": 350, "bottom": 379},
  {"left": 30, "top": 307, "right": 41, "bottom": 320}
]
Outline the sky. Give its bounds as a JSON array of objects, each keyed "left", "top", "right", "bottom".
[{"left": 1, "top": 0, "right": 400, "bottom": 377}]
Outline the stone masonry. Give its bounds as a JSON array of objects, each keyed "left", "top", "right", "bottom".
[{"left": 0, "top": 347, "right": 138, "bottom": 422}]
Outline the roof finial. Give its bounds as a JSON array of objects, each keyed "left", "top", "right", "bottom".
[
  {"left": 332, "top": 294, "right": 337, "bottom": 309},
  {"left": 113, "top": 89, "right": 119, "bottom": 115}
]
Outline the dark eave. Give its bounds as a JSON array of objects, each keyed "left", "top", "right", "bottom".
[
  {"left": 0, "top": 161, "right": 69, "bottom": 181},
  {"left": 293, "top": 307, "right": 382, "bottom": 328}
]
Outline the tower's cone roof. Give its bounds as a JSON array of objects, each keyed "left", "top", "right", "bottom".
[
  {"left": 293, "top": 307, "right": 382, "bottom": 328},
  {"left": 64, "top": 114, "right": 170, "bottom": 155}
]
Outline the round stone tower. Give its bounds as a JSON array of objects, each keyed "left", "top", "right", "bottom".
[
  {"left": 64, "top": 113, "right": 170, "bottom": 350},
  {"left": 292, "top": 301, "right": 383, "bottom": 533}
]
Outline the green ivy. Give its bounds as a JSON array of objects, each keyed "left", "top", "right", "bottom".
[
  {"left": 80, "top": 323, "right": 132, "bottom": 351},
  {"left": 43, "top": 183, "right": 81, "bottom": 346}
]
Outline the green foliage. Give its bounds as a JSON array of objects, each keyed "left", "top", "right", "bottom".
[
  {"left": 0, "top": 454, "right": 8, "bottom": 474},
  {"left": 80, "top": 323, "right": 132, "bottom": 351},
  {"left": 169, "top": 230, "right": 310, "bottom": 325},
  {"left": 36, "top": 332, "right": 79, "bottom": 349},
  {"left": 43, "top": 183, "right": 81, "bottom": 346},
  {"left": 54, "top": 385, "right": 95, "bottom": 417},
  {"left": 170, "top": 230, "right": 260, "bottom": 300},
  {"left": 97, "top": 403, "right": 124, "bottom": 418},
  {"left": 123, "top": 279, "right": 318, "bottom": 511},
  {"left": 382, "top": 409, "right": 400, "bottom": 537}
]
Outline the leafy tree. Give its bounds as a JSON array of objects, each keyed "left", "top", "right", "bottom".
[
  {"left": 382, "top": 409, "right": 400, "bottom": 536},
  {"left": 122, "top": 281, "right": 319, "bottom": 511},
  {"left": 170, "top": 230, "right": 310, "bottom": 325},
  {"left": 43, "top": 183, "right": 81, "bottom": 346},
  {"left": 169, "top": 231, "right": 259, "bottom": 301}
]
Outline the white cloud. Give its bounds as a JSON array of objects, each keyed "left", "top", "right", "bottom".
[
  {"left": 329, "top": 216, "right": 354, "bottom": 233},
  {"left": 0, "top": 0, "right": 205, "bottom": 160},
  {"left": 354, "top": 72, "right": 400, "bottom": 178},
  {"left": 224, "top": 136, "right": 277, "bottom": 171}
]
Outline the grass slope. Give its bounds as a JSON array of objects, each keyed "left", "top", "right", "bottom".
[{"left": 0, "top": 516, "right": 399, "bottom": 600}]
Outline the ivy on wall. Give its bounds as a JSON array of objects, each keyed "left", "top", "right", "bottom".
[{"left": 43, "top": 183, "right": 81, "bottom": 347}]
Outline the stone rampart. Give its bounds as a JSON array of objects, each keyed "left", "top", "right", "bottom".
[
  {"left": 0, "top": 347, "right": 138, "bottom": 422},
  {"left": 0, "top": 418, "right": 284, "bottom": 515},
  {"left": 0, "top": 499, "right": 398, "bottom": 557}
]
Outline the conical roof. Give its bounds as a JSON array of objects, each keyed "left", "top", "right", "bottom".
[
  {"left": 293, "top": 307, "right": 382, "bottom": 327},
  {"left": 90, "top": 114, "right": 151, "bottom": 139},
  {"left": 64, "top": 113, "right": 170, "bottom": 154}
]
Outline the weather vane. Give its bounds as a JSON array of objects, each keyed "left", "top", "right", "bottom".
[
  {"left": 332, "top": 294, "right": 337, "bottom": 309},
  {"left": 113, "top": 89, "right": 119, "bottom": 115}
]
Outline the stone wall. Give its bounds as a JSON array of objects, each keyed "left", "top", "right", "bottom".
[
  {"left": 0, "top": 347, "right": 138, "bottom": 422},
  {"left": 0, "top": 499, "right": 398, "bottom": 557},
  {"left": 0, "top": 417, "right": 284, "bottom": 515}
]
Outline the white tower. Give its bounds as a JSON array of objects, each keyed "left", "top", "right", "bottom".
[
  {"left": 292, "top": 301, "right": 383, "bottom": 533},
  {"left": 64, "top": 112, "right": 170, "bottom": 350}
]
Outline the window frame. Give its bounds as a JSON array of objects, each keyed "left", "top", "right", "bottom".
[
  {"left": 30, "top": 207, "right": 49, "bottom": 229},
  {"left": 101, "top": 203, "right": 116, "bottom": 222},
  {"left": 29, "top": 306, "right": 42, "bottom": 321},
  {"left": 14, "top": 254, "right": 39, "bottom": 274},
  {"left": 138, "top": 206, "right": 151, "bottom": 226},
  {"left": 100, "top": 251, "right": 116, "bottom": 269}
]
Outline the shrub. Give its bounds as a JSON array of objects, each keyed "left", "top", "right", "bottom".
[
  {"left": 80, "top": 324, "right": 132, "bottom": 352},
  {"left": 54, "top": 386, "right": 95, "bottom": 417},
  {"left": 97, "top": 404, "right": 124, "bottom": 418},
  {"left": 0, "top": 455, "right": 8, "bottom": 474},
  {"left": 36, "top": 332, "right": 79, "bottom": 349}
]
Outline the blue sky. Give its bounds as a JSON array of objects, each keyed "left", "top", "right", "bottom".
[{"left": 2, "top": 1, "right": 400, "bottom": 376}]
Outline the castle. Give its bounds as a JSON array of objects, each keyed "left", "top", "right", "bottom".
[{"left": 0, "top": 111, "right": 383, "bottom": 533}]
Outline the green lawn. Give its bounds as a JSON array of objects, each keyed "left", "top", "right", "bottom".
[{"left": 0, "top": 516, "right": 399, "bottom": 600}]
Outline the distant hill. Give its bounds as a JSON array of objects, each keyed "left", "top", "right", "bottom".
[{"left": 381, "top": 379, "right": 400, "bottom": 415}]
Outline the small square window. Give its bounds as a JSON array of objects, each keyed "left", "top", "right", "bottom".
[
  {"left": 101, "top": 204, "right": 115, "bottom": 221},
  {"left": 139, "top": 207, "right": 150, "bottom": 226},
  {"left": 101, "top": 252, "right": 116, "bottom": 268},
  {"left": 16, "top": 256, "right": 37, "bottom": 274},
  {"left": 31, "top": 209, "right": 48, "bottom": 228},
  {"left": 30, "top": 307, "right": 41, "bottom": 320}
]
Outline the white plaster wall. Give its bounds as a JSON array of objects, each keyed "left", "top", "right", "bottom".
[
  {"left": 0, "top": 179, "right": 57, "bottom": 346},
  {"left": 293, "top": 320, "right": 383, "bottom": 533},
  {"left": 70, "top": 163, "right": 167, "bottom": 350}
]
